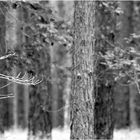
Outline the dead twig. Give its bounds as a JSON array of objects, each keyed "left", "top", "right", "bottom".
[
  {"left": 0, "top": 94, "right": 14, "bottom": 100},
  {"left": 0, "top": 72, "right": 43, "bottom": 85}
]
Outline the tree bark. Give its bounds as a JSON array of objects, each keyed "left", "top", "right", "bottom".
[
  {"left": 71, "top": 1, "right": 117, "bottom": 139},
  {"left": 94, "top": 2, "right": 116, "bottom": 139},
  {"left": 70, "top": 1, "right": 95, "bottom": 139}
]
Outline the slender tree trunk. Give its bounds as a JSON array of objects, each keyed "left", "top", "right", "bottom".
[
  {"left": 127, "top": 2, "right": 139, "bottom": 129},
  {"left": 132, "top": 1, "right": 140, "bottom": 128},
  {"left": 70, "top": 1, "right": 95, "bottom": 139},
  {"left": 5, "top": 3, "right": 18, "bottom": 130},
  {"left": 119, "top": 1, "right": 133, "bottom": 45},
  {"left": 50, "top": 44, "right": 59, "bottom": 127},
  {"left": 51, "top": 1, "right": 71, "bottom": 128},
  {"left": 0, "top": 2, "right": 8, "bottom": 133},
  {"left": 129, "top": 84, "right": 138, "bottom": 129},
  {"left": 17, "top": 3, "right": 29, "bottom": 129},
  {"left": 114, "top": 1, "right": 135, "bottom": 129},
  {"left": 24, "top": 75, "right": 29, "bottom": 128},
  {"left": 50, "top": 43, "right": 66, "bottom": 128}
]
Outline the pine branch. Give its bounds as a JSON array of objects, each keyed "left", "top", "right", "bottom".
[{"left": 0, "top": 72, "right": 43, "bottom": 85}]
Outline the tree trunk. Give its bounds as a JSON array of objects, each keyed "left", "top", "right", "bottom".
[
  {"left": 71, "top": 1, "right": 117, "bottom": 139},
  {"left": 114, "top": 1, "right": 135, "bottom": 129},
  {"left": 119, "top": 1, "right": 133, "bottom": 46},
  {"left": 0, "top": 2, "right": 8, "bottom": 133},
  {"left": 70, "top": 1, "right": 95, "bottom": 139},
  {"left": 5, "top": 5, "right": 18, "bottom": 129},
  {"left": 51, "top": 1, "right": 72, "bottom": 128},
  {"left": 94, "top": 2, "right": 116, "bottom": 139},
  {"left": 132, "top": 1, "right": 140, "bottom": 128},
  {"left": 129, "top": 84, "right": 138, "bottom": 129}
]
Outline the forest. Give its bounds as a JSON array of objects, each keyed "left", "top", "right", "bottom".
[{"left": 0, "top": 0, "right": 140, "bottom": 140}]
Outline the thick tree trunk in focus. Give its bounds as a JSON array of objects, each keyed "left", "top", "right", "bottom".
[{"left": 70, "top": 1, "right": 95, "bottom": 139}]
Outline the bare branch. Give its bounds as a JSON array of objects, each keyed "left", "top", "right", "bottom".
[
  {"left": 0, "top": 94, "right": 14, "bottom": 100},
  {"left": 0, "top": 73, "right": 43, "bottom": 85},
  {"left": 0, "top": 82, "right": 12, "bottom": 89},
  {"left": 0, "top": 53, "right": 16, "bottom": 60}
]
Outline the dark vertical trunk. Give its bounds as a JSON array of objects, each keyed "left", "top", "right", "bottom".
[
  {"left": 114, "top": 1, "right": 134, "bottom": 129},
  {"left": 16, "top": 5, "right": 25, "bottom": 129},
  {"left": 70, "top": 1, "right": 95, "bottom": 139},
  {"left": 94, "top": 84, "right": 114, "bottom": 139},
  {"left": 50, "top": 43, "right": 65, "bottom": 128},
  {"left": 94, "top": 1, "right": 116, "bottom": 139}
]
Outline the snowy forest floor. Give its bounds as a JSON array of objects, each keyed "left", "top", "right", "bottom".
[{"left": 0, "top": 128, "right": 140, "bottom": 140}]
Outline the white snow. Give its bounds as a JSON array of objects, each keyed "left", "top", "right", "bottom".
[{"left": 1, "top": 128, "right": 140, "bottom": 140}]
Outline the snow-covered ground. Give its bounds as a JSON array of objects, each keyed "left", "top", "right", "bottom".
[
  {"left": 0, "top": 127, "right": 70, "bottom": 140},
  {"left": 1, "top": 128, "right": 140, "bottom": 140},
  {"left": 114, "top": 129, "right": 140, "bottom": 140}
]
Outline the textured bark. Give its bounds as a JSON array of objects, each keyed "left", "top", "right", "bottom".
[
  {"left": 94, "top": 2, "right": 116, "bottom": 139},
  {"left": 70, "top": 1, "right": 95, "bottom": 139}
]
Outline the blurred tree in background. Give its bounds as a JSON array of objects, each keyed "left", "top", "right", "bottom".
[
  {"left": 114, "top": 1, "right": 134, "bottom": 129},
  {"left": 0, "top": 2, "right": 8, "bottom": 133}
]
